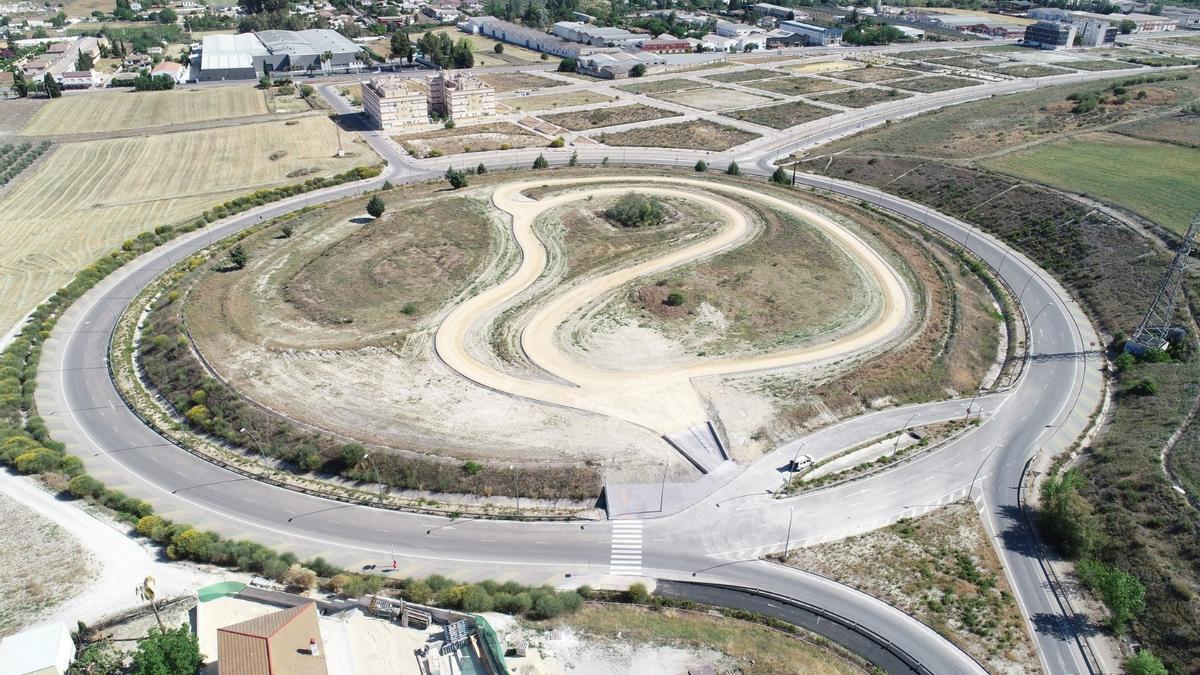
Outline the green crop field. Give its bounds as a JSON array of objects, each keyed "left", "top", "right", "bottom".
[
  {"left": 21, "top": 87, "right": 269, "bottom": 135},
  {"left": 983, "top": 132, "right": 1200, "bottom": 234}
]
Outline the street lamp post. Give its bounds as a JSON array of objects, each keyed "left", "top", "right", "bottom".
[
  {"left": 238, "top": 427, "right": 271, "bottom": 472},
  {"left": 510, "top": 464, "right": 519, "bottom": 517},
  {"left": 789, "top": 441, "right": 808, "bottom": 486},
  {"left": 783, "top": 506, "right": 794, "bottom": 559},
  {"left": 895, "top": 412, "right": 920, "bottom": 451},
  {"left": 362, "top": 452, "right": 385, "bottom": 500}
]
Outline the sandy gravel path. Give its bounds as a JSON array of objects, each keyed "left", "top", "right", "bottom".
[{"left": 434, "top": 176, "right": 910, "bottom": 434}]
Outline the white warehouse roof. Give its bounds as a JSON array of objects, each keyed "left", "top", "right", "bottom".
[
  {"left": 200, "top": 32, "right": 267, "bottom": 71},
  {"left": 0, "top": 623, "right": 74, "bottom": 675}
]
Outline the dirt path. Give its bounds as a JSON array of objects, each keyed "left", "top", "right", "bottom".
[{"left": 434, "top": 176, "right": 911, "bottom": 435}]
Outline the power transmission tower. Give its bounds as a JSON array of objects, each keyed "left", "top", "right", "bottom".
[{"left": 1127, "top": 210, "right": 1200, "bottom": 354}]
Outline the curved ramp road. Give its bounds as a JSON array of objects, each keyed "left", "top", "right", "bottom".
[
  {"left": 434, "top": 177, "right": 910, "bottom": 434},
  {"left": 28, "top": 74, "right": 1118, "bottom": 674}
]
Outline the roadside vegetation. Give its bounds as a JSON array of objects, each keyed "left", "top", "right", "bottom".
[{"left": 0, "top": 141, "right": 51, "bottom": 188}]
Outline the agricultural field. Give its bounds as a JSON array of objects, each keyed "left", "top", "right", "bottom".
[
  {"left": 395, "top": 122, "right": 546, "bottom": 157},
  {"left": 781, "top": 502, "right": 1039, "bottom": 674},
  {"left": 982, "top": 132, "right": 1200, "bottom": 235},
  {"left": 650, "top": 87, "right": 775, "bottom": 112},
  {"left": 726, "top": 101, "right": 832, "bottom": 129},
  {"left": 478, "top": 72, "right": 566, "bottom": 92},
  {"left": 827, "top": 65, "right": 910, "bottom": 83},
  {"left": 501, "top": 90, "right": 613, "bottom": 112},
  {"left": 744, "top": 76, "right": 844, "bottom": 96},
  {"left": 0, "top": 116, "right": 372, "bottom": 336},
  {"left": 704, "top": 68, "right": 784, "bottom": 83},
  {"left": 890, "top": 75, "right": 981, "bottom": 93},
  {"left": 21, "top": 87, "right": 269, "bottom": 135},
  {"left": 600, "top": 119, "right": 760, "bottom": 151},
  {"left": 540, "top": 104, "right": 681, "bottom": 131},
  {"left": 615, "top": 78, "right": 709, "bottom": 95},
  {"left": 811, "top": 87, "right": 912, "bottom": 108}
]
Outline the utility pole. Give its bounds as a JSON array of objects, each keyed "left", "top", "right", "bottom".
[{"left": 783, "top": 507, "right": 794, "bottom": 558}]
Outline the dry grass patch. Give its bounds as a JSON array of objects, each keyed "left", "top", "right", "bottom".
[
  {"left": 811, "top": 87, "right": 912, "bottom": 108},
  {"left": 651, "top": 87, "right": 775, "bottom": 111},
  {"left": 725, "top": 100, "right": 832, "bottom": 129},
  {"left": 889, "top": 75, "right": 981, "bottom": 93},
  {"left": 786, "top": 60, "right": 859, "bottom": 74},
  {"left": 542, "top": 604, "right": 864, "bottom": 675},
  {"left": 781, "top": 502, "right": 1040, "bottom": 674},
  {"left": 615, "top": 78, "right": 710, "bottom": 95},
  {"left": 0, "top": 117, "right": 372, "bottom": 336},
  {"left": 744, "top": 76, "right": 844, "bottom": 96},
  {"left": 828, "top": 65, "right": 910, "bottom": 83},
  {"left": 478, "top": 72, "right": 567, "bottom": 92},
  {"left": 704, "top": 68, "right": 784, "bottom": 83},
  {"left": 989, "top": 63, "right": 1075, "bottom": 78},
  {"left": 21, "top": 87, "right": 269, "bottom": 135},
  {"left": 1055, "top": 59, "right": 1132, "bottom": 71},
  {"left": 1113, "top": 113, "right": 1200, "bottom": 148},
  {"left": 395, "top": 121, "right": 545, "bottom": 157},
  {"left": 540, "top": 104, "right": 681, "bottom": 131},
  {"left": 601, "top": 119, "right": 760, "bottom": 151},
  {"left": 502, "top": 90, "right": 613, "bottom": 112},
  {"left": 0, "top": 491, "right": 95, "bottom": 637}
]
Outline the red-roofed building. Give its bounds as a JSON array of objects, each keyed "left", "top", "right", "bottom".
[
  {"left": 641, "top": 33, "right": 692, "bottom": 53},
  {"left": 151, "top": 60, "right": 186, "bottom": 82},
  {"left": 217, "top": 602, "right": 327, "bottom": 675}
]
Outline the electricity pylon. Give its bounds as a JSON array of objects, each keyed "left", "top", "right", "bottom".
[{"left": 1127, "top": 211, "right": 1200, "bottom": 354}]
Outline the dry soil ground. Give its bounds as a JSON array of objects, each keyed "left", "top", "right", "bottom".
[
  {"left": 395, "top": 122, "right": 546, "bottom": 158},
  {"left": 601, "top": 119, "right": 760, "bottom": 151},
  {"left": 21, "top": 87, "right": 269, "bottom": 135},
  {"left": 502, "top": 90, "right": 614, "bottom": 112},
  {"left": 540, "top": 104, "right": 680, "bottom": 131},
  {"left": 0, "top": 116, "right": 372, "bottom": 337}
]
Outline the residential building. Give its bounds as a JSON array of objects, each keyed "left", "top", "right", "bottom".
[
  {"left": 0, "top": 71, "right": 15, "bottom": 99},
  {"left": 1164, "top": 8, "right": 1200, "bottom": 29},
  {"left": 422, "top": 5, "right": 460, "bottom": 23},
  {"left": 1023, "top": 20, "right": 1077, "bottom": 49},
  {"left": 642, "top": 33, "right": 692, "bottom": 53},
  {"left": 428, "top": 71, "right": 495, "bottom": 119},
  {"left": 699, "top": 33, "right": 736, "bottom": 51},
  {"left": 45, "top": 41, "right": 70, "bottom": 55},
  {"left": 0, "top": 623, "right": 75, "bottom": 675},
  {"left": 151, "top": 60, "right": 186, "bottom": 82},
  {"left": 124, "top": 53, "right": 153, "bottom": 68},
  {"left": 362, "top": 75, "right": 427, "bottom": 129},
  {"left": 778, "top": 19, "right": 843, "bottom": 45},
  {"left": 59, "top": 70, "right": 97, "bottom": 88},
  {"left": 216, "top": 602, "right": 327, "bottom": 675},
  {"left": 1076, "top": 17, "right": 1116, "bottom": 46}
]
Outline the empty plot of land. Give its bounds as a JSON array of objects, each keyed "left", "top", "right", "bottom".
[
  {"left": 982, "top": 132, "right": 1200, "bottom": 235},
  {"left": 812, "top": 87, "right": 912, "bottom": 108},
  {"left": 726, "top": 100, "right": 832, "bottom": 129},
  {"left": 616, "top": 78, "right": 710, "bottom": 95},
  {"left": 745, "top": 76, "right": 844, "bottom": 96},
  {"left": 21, "top": 87, "right": 268, "bottom": 135},
  {"left": 828, "top": 66, "right": 911, "bottom": 83},
  {"left": 651, "top": 87, "right": 775, "bottom": 112},
  {"left": 478, "top": 72, "right": 567, "bottom": 92},
  {"left": 540, "top": 104, "right": 680, "bottom": 131},
  {"left": 1053, "top": 59, "right": 1131, "bottom": 71},
  {"left": 395, "top": 121, "right": 545, "bottom": 157},
  {"left": 0, "top": 116, "right": 370, "bottom": 336},
  {"left": 502, "top": 90, "right": 614, "bottom": 112},
  {"left": 901, "top": 48, "right": 967, "bottom": 60},
  {"left": 601, "top": 119, "right": 760, "bottom": 151},
  {"left": 787, "top": 60, "right": 859, "bottom": 74},
  {"left": 704, "top": 68, "right": 784, "bottom": 83},
  {"left": 890, "top": 75, "right": 981, "bottom": 93},
  {"left": 990, "top": 64, "right": 1074, "bottom": 78}
]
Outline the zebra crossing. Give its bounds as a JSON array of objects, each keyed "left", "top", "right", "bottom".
[{"left": 608, "top": 520, "right": 643, "bottom": 576}]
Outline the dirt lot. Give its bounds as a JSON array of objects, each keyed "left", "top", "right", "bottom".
[
  {"left": 704, "top": 68, "right": 784, "bottom": 83},
  {"left": 0, "top": 490, "right": 95, "bottom": 636},
  {"left": 786, "top": 60, "right": 860, "bottom": 75},
  {"left": 0, "top": 116, "right": 372, "bottom": 337},
  {"left": 502, "top": 91, "right": 614, "bottom": 112},
  {"left": 890, "top": 75, "right": 981, "bottom": 93},
  {"left": 783, "top": 502, "right": 1040, "bottom": 674},
  {"left": 395, "top": 122, "right": 546, "bottom": 157},
  {"left": 530, "top": 603, "right": 866, "bottom": 675},
  {"left": 726, "top": 101, "right": 832, "bottom": 129},
  {"left": 540, "top": 104, "right": 681, "bottom": 131},
  {"left": 651, "top": 87, "right": 776, "bottom": 112},
  {"left": 811, "top": 87, "right": 912, "bottom": 108},
  {"left": 601, "top": 119, "right": 760, "bottom": 151},
  {"left": 1055, "top": 59, "right": 1133, "bottom": 71},
  {"left": 744, "top": 76, "right": 844, "bottom": 96},
  {"left": 479, "top": 72, "right": 567, "bottom": 93},
  {"left": 989, "top": 63, "right": 1074, "bottom": 78},
  {"left": 827, "top": 65, "right": 911, "bottom": 83},
  {"left": 616, "top": 78, "right": 709, "bottom": 95},
  {"left": 21, "top": 87, "right": 269, "bottom": 135}
]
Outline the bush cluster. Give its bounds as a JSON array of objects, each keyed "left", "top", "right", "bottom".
[
  {"left": 603, "top": 193, "right": 666, "bottom": 228},
  {"left": 0, "top": 141, "right": 51, "bottom": 187},
  {"left": 197, "top": 166, "right": 382, "bottom": 226}
]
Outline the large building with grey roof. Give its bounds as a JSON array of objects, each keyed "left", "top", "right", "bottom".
[{"left": 194, "top": 29, "right": 364, "bottom": 82}]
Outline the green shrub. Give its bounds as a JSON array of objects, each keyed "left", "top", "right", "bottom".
[
  {"left": 665, "top": 292, "right": 685, "bottom": 307},
  {"left": 603, "top": 193, "right": 665, "bottom": 228},
  {"left": 627, "top": 582, "right": 652, "bottom": 604},
  {"left": 68, "top": 474, "right": 104, "bottom": 499},
  {"left": 1077, "top": 558, "right": 1145, "bottom": 633},
  {"left": 1124, "top": 650, "right": 1167, "bottom": 675}
]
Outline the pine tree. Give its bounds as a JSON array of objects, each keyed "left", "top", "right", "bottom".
[
  {"left": 532, "top": 154, "right": 549, "bottom": 169},
  {"left": 366, "top": 195, "right": 386, "bottom": 219},
  {"left": 43, "top": 73, "right": 61, "bottom": 98}
]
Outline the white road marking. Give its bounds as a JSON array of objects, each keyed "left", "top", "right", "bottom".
[{"left": 610, "top": 521, "right": 643, "bottom": 576}]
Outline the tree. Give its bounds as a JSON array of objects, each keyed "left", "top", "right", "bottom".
[
  {"left": 630, "top": 63, "right": 646, "bottom": 77},
  {"left": 12, "top": 69, "right": 28, "bottom": 98},
  {"left": 446, "top": 168, "right": 468, "bottom": 189},
  {"left": 280, "top": 223, "right": 294, "bottom": 238},
  {"left": 42, "top": 73, "right": 61, "bottom": 99},
  {"left": 604, "top": 193, "right": 665, "bottom": 228},
  {"left": 131, "top": 626, "right": 202, "bottom": 675},
  {"left": 549, "top": 137, "right": 565, "bottom": 148},
  {"left": 532, "top": 154, "right": 549, "bottom": 169},
  {"left": 136, "top": 576, "right": 164, "bottom": 631},
  {"left": 493, "top": 42, "right": 504, "bottom": 54},
  {"left": 726, "top": 160, "right": 740, "bottom": 176},
  {"left": 771, "top": 166, "right": 789, "bottom": 185},
  {"left": 157, "top": 7, "right": 177, "bottom": 23},
  {"left": 694, "top": 160, "right": 707, "bottom": 172},
  {"left": 476, "top": 162, "right": 487, "bottom": 175},
  {"left": 76, "top": 51, "right": 94, "bottom": 71},
  {"left": 1038, "top": 469, "right": 1097, "bottom": 558},
  {"left": 558, "top": 57, "right": 577, "bottom": 72},
  {"left": 228, "top": 244, "right": 248, "bottom": 270},
  {"left": 1077, "top": 559, "right": 1145, "bottom": 633},
  {"left": 568, "top": 151, "right": 578, "bottom": 166},
  {"left": 390, "top": 32, "right": 413, "bottom": 61},
  {"left": 1118, "top": 18, "right": 1136, "bottom": 33},
  {"left": 665, "top": 292, "right": 685, "bottom": 306},
  {"left": 68, "top": 641, "right": 122, "bottom": 675},
  {"left": 452, "top": 38, "right": 474, "bottom": 68},
  {"left": 367, "top": 195, "right": 386, "bottom": 218},
  {"left": 1124, "top": 650, "right": 1168, "bottom": 675}
]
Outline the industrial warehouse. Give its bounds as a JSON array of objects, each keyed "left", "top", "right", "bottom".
[{"left": 193, "top": 29, "right": 365, "bottom": 82}]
